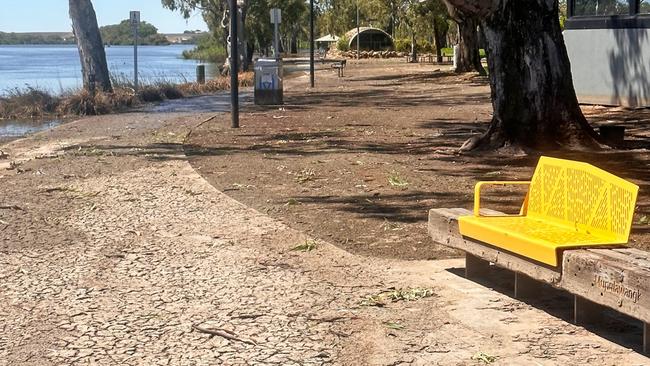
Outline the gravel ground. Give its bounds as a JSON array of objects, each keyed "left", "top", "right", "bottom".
[{"left": 0, "top": 85, "right": 648, "bottom": 365}]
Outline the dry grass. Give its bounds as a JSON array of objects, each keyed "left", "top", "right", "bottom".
[
  {"left": 56, "top": 88, "right": 137, "bottom": 116},
  {"left": 0, "top": 87, "right": 58, "bottom": 119},
  {"left": 178, "top": 71, "right": 253, "bottom": 95},
  {"left": 0, "top": 72, "right": 254, "bottom": 120}
]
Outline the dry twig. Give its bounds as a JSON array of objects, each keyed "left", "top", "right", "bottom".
[
  {"left": 191, "top": 324, "right": 257, "bottom": 345},
  {"left": 0, "top": 205, "right": 24, "bottom": 211}
]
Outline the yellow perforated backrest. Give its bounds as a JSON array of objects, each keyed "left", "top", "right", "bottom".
[{"left": 526, "top": 156, "right": 639, "bottom": 241}]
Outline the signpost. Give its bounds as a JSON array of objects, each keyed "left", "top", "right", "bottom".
[
  {"left": 309, "top": 0, "right": 314, "bottom": 88},
  {"left": 356, "top": 2, "right": 360, "bottom": 60},
  {"left": 130, "top": 11, "right": 140, "bottom": 92},
  {"left": 270, "top": 8, "right": 281, "bottom": 59},
  {"left": 230, "top": 0, "right": 239, "bottom": 128}
]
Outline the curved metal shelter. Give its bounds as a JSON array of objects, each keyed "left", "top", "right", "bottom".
[{"left": 345, "top": 27, "right": 394, "bottom": 51}]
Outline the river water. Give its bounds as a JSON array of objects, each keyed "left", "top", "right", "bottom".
[
  {"left": 0, "top": 44, "right": 223, "bottom": 143},
  {"left": 0, "top": 45, "right": 314, "bottom": 143},
  {"left": 0, "top": 44, "right": 219, "bottom": 94}
]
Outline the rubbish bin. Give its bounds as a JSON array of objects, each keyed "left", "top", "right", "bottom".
[{"left": 254, "top": 58, "right": 283, "bottom": 105}]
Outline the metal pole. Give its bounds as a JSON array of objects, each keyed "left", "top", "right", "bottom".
[
  {"left": 134, "top": 24, "right": 139, "bottom": 91},
  {"left": 309, "top": 0, "right": 314, "bottom": 88},
  {"left": 274, "top": 21, "right": 280, "bottom": 59},
  {"left": 356, "top": 1, "right": 360, "bottom": 60},
  {"left": 230, "top": 0, "right": 239, "bottom": 128}
]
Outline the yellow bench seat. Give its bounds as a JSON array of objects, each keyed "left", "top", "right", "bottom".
[
  {"left": 459, "top": 215, "right": 625, "bottom": 266},
  {"left": 458, "top": 156, "right": 639, "bottom": 267}
]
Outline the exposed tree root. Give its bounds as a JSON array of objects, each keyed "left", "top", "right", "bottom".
[{"left": 459, "top": 118, "right": 607, "bottom": 155}]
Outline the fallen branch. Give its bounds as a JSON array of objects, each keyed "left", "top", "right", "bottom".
[
  {"left": 233, "top": 313, "right": 264, "bottom": 320},
  {"left": 40, "top": 187, "right": 71, "bottom": 193},
  {"left": 183, "top": 115, "right": 220, "bottom": 144},
  {"left": 307, "top": 315, "right": 355, "bottom": 323},
  {"left": 201, "top": 115, "right": 219, "bottom": 124},
  {"left": 0, "top": 205, "right": 24, "bottom": 211},
  {"left": 191, "top": 324, "right": 257, "bottom": 345},
  {"left": 330, "top": 329, "right": 351, "bottom": 338}
]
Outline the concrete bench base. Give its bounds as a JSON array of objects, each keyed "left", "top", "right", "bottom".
[{"left": 429, "top": 208, "right": 650, "bottom": 353}]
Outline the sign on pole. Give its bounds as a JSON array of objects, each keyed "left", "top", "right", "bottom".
[
  {"left": 309, "top": 0, "right": 314, "bottom": 88},
  {"left": 130, "top": 11, "right": 140, "bottom": 25},
  {"left": 231, "top": 0, "right": 239, "bottom": 128},
  {"left": 130, "top": 11, "right": 140, "bottom": 91},
  {"left": 270, "top": 8, "right": 281, "bottom": 24}
]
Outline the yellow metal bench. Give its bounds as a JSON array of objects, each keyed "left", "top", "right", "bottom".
[{"left": 458, "top": 156, "right": 639, "bottom": 267}]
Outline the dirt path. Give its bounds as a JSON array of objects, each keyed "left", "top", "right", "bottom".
[
  {"left": 186, "top": 59, "right": 650, "bottom": 263},
  {"left": 0, "top": 69, "right": 648, "bottom": 365}
]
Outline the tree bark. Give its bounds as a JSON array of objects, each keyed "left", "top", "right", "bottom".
[
  {"left": 410, "top": 32, "right": 418, "bottom": 63},
  {"left": 455, "top": 17, "right": 485, "bottom": 74},
  {"left": 69, "top": 0, "right": 112, "bottom": 92},
  {"left": 222, "top": 3, "right": 248, "bottom": 74},
  {"left": 290, "top": 29, "right": 298, "bottom": 54},
  {"left": 433, "top": 20, "right": 443, "bottom": 63},
  {"left": 444, "top": 0, "right": 599, "bottom": 151},
  {"left": 239, "top": 5, "right": 249, "bottom": 71}
]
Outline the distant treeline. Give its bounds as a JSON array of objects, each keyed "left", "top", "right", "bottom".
[
  {"left": 0, "top": 32, "right": 74, "bottom": 45},
  {"left": 0, "top": 20, "right": 201, "bottom": 46},
  {"left": 100, "top": 20, "right": 169, "bottom": 46}
]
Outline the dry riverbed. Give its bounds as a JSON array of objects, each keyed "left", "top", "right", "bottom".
[{"left": 0, "top": 60, "right": 649, "bottom": 365}]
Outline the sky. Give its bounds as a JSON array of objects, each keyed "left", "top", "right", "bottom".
[{"left": 0, "top": 0, "right": 208, "bottom": 33}]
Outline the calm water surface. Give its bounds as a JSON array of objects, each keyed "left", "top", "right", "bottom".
[
  {"left": 0, "top": 119, "right": 62, "bottom": 144},
  {"left": 0, "top": 44, "right": 219, "bottom": 93}
]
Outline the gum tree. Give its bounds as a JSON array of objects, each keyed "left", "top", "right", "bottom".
[
  {"left": 444, "top": 0, "right": 599, "bottom": 151},
  {"left": 444, "top": 4, "right": 484, "bottom": 74},
  {"left": 162, "top": 0, "right": 249, "bottom": 73},
  {"left": 69, "top": 0, "right": 112, "bottom": 92}
]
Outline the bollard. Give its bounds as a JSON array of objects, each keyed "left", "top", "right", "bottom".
[{"left": 196, "top": 65, "right": 206, "bottom": 84}]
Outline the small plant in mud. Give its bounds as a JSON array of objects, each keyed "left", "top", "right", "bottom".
[
  {"left": 387, "top": 171, "right": 408, "bottom": 188},
  {"left": 360, "top": 287, "right": 434, "bottom": 307},
  {"left": 383, "top": 321, "right": 406, "bottom": 330},
  {"left": 295, "top": 168, "right": 316, "bottom": 184},
  {"left": 381, "top": 218, "right": 403, "bottom": 231},
  {"left": 232, "top": 183, "right": 255, "bottom": 190},
  {"left": 285, "top": 198, "right": 300, "bottom": 206},
  {"left": 291, "top": 240, "right": 317, "bottom": 252},
  {"left": 472, "top": 352, "right": 497, "bottom": 364}
]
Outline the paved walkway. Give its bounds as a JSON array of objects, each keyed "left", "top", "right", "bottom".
[{"left": 0, "top": 111, "right": 647, "bottom": 365}]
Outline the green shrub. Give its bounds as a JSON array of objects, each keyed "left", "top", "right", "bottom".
[
  {"left": 394, "top": 38, "right": 435, "bottom": 53},
  {"left": 394, "top": 38, "right": 410, "bottom": 52},
  {"left": 337, "top": 35, "right": 350, "bottom": 51},
  {"left": 182, "top": 34, "right": 227, "bottom": 63},
  {"left": 418, "top": 40, "right": 433, "bottom": 53},
  {"left": 439, "top": 47, "right": 486, "bottom": 58}
]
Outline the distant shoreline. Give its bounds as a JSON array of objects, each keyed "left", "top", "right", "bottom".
[{"left": 0, "top": 31, "right": 204, "bottom": 46}]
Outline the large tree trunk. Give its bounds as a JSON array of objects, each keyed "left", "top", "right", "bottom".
[
  {"left": 455, "top": 17, "right": 485, "bottom": 74},
  {"left": 69, "top": 0, "right": 112, "bottom": 92},
  {"left": 239, "top": 6, "right": 250, "bottom": 71},
  {"left": 290, "top": 29, "right": 298, "bottom": 54},
  {"left": 433, "top": 20, "right": 443, "bottom": 63},
  {"left": 410, "top": 32, "right": 418, "bottom": 63},
  {"left": 222, "top": 4, "right": 247, "bottom": 74},
  {"left": 247, "top": 42, "right": 255, "bottom": 67},
  {"left": 444, "top": 0, "right": 599, "bottom": 151}
]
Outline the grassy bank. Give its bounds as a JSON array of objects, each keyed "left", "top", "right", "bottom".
[
  {"left": 0, "top": 72, "right": 253, "bottom": 121},
  {"left": 181, "top": 34, "right": 227, "bottom": 63}
]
